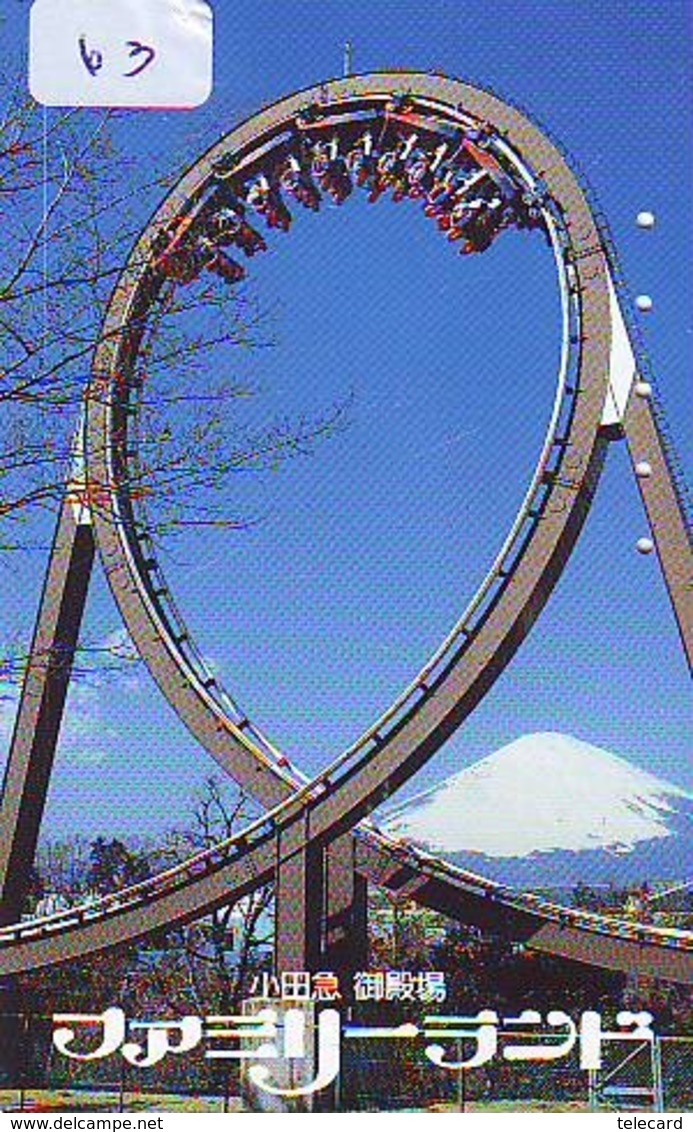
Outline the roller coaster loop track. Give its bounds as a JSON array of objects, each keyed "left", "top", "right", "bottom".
[{"left": 0, "top": 73, "right": 690, "bottom": 986}]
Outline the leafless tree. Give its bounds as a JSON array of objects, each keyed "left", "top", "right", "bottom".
[
  {"left": 1, "top": 87, "right": 345, "bottom": 540},
  {"left": 0, "top": 81, "right": 347, "bottom": 687},
  {"left": 152, "top": 776, "right": 274, "bottom": 1016},
  {"left": 21, "top": 777, "right": 273, "bottom": 1022}
]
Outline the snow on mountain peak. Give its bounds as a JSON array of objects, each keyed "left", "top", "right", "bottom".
[{"left": 382, "top": 732, "right": 690, "bottom": 859}]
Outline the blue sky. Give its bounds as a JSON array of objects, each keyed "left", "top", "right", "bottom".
[{"left": 0, "top": 1, "right": 690, "bottom": 853}]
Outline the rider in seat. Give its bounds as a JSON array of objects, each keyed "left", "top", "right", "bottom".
[
  {"left": 347, "top": 131, "right": 378, "bottom": 191},
  {"left": 208, "top": 208, "right": 267, "bottom": 255},
  {"left": 280, "top": 154, "right": 321, "bottom": 211},
  {"left": 247, "top": 175, "right": 292, "bottom": 231},
  {"left": 198, "top": 237, "right": 247, "bottom": 283},
  {"left": 312, "top": 138, "right": 353, "bottom": 204}
]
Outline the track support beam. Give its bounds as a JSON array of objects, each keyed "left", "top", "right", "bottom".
[
  {"left": 324, "top": 834, "right": 368, "bottom": 997},
  {"left": 623, "top": 389, "right": 693, "bottom": 669},
  {"left": 274, "top": 820, "right": 324, "bottom": 975},
  {"left": 0, "top": 494, "right": 94, "bottom": 1088},
  {"left": 0, "top": 499, "right": 94, "bottom": 926}
]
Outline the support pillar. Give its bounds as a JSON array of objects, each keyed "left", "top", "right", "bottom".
[
  {"left": 0, "top": 498, "right": 94, "bottom": 924},
  {"left": 0, "top": 496, "right": 93, "bottom": 1087},
  {"left": 624, "top": 389, "right": 693, "bottom": 668},
  {"left": 0, "top": 979, "right": 21, "bottom": 1088},
  {"left": 274, "top": 817, "right": 324, "bottom": 976},
  {"left": 324, "top": 833, "right": 368, "bottom": 997}
]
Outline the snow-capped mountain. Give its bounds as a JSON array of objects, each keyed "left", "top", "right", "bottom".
[{"left": 381, "top": 732, "right": 691, "bottom": 887}]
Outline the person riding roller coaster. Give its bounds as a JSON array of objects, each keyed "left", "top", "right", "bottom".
[
  {"left": 280, "top": 155, "right": 321, "bottom": 211},
  {"left": 346, "top": 132, "right": 378, "bottom": 191},
  {"left": 446, "top": 197, "right": 483, "bottom": 241},
  {"left": 246, "top": 175, "right": 292, "bottom": 231},
  {"left": 204, "top": 183, "right": 270, "bottom": 254},
  {"left": 425, "top": 160, "right": 485, "bottom": 217},
  {"left": 445, "top": 175, "right": 498, "bottom": 233},
  {"left": 404, "top": 143, "right": 441, "bottom": 199},
  {"left": 407, "top": 141, "right": 448, "bottom": 199},
  {"left": 153, "top": 219, "right": 246, "bottom": 286},
  {"left": 368, "top": 141, "right": 411, "bottom": 203},
  {"left": 425, "top": 173, "right": 466, "bottom": 218},
  {"left": 197, "top": 237, "right": 247, "bottom": 283},
  {"left": 206, "top": 208, "right": 267, "bottom": 256},
  {"left": 377, "top": 152, "right": 401, "bottom": 200},
  {"left": 152, "top": 217, "right": 201, "bottom": 283},
  {"left": 457, "top": 197, "right": 509, "bottom": 255},
  {"left": 514, "top": 189, "right": 547, "bottom": 235},
  {"left": 388, "top": 134, "right": 422, "bottom": 202}
]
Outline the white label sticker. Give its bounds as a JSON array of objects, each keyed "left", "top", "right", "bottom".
[{"left": 29, "top": 0, "right": 213, "bottom": 108}]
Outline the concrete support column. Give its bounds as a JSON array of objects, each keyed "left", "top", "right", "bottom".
[
  {"left": 324, "top": 834, "right": 368, "bottom": 997},
  {"left": 0, "top": 501, "right": 94, "bottom": 925},
  {"left": 0, "top": 495, "right": 93, "bottom": 1087},
  {"left": 623, "top": 389, "right": 693, "bottom": 668},
  {"left": 274, "top": 817, "right": 324, "bottom": 976}
]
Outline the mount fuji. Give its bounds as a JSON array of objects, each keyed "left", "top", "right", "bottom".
[{"left": 380, "top": 732, "right": 691, "bottom": 888}]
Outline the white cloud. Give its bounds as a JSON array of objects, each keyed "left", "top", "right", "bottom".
[
  {"left": 82, "top": 626, "right": 144, "bottom": 694},
  {"left": 0, "top": 624, "right": 146, "bottom": 776},
  {"left": 0, "top": 679, "right": 117, "bottom": 768},
  {"left": 0, "top": 687, "right": 19, "bottom": 748},
  {"left": 96, "top": 626, "right": 140, "bottom": 663}
]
